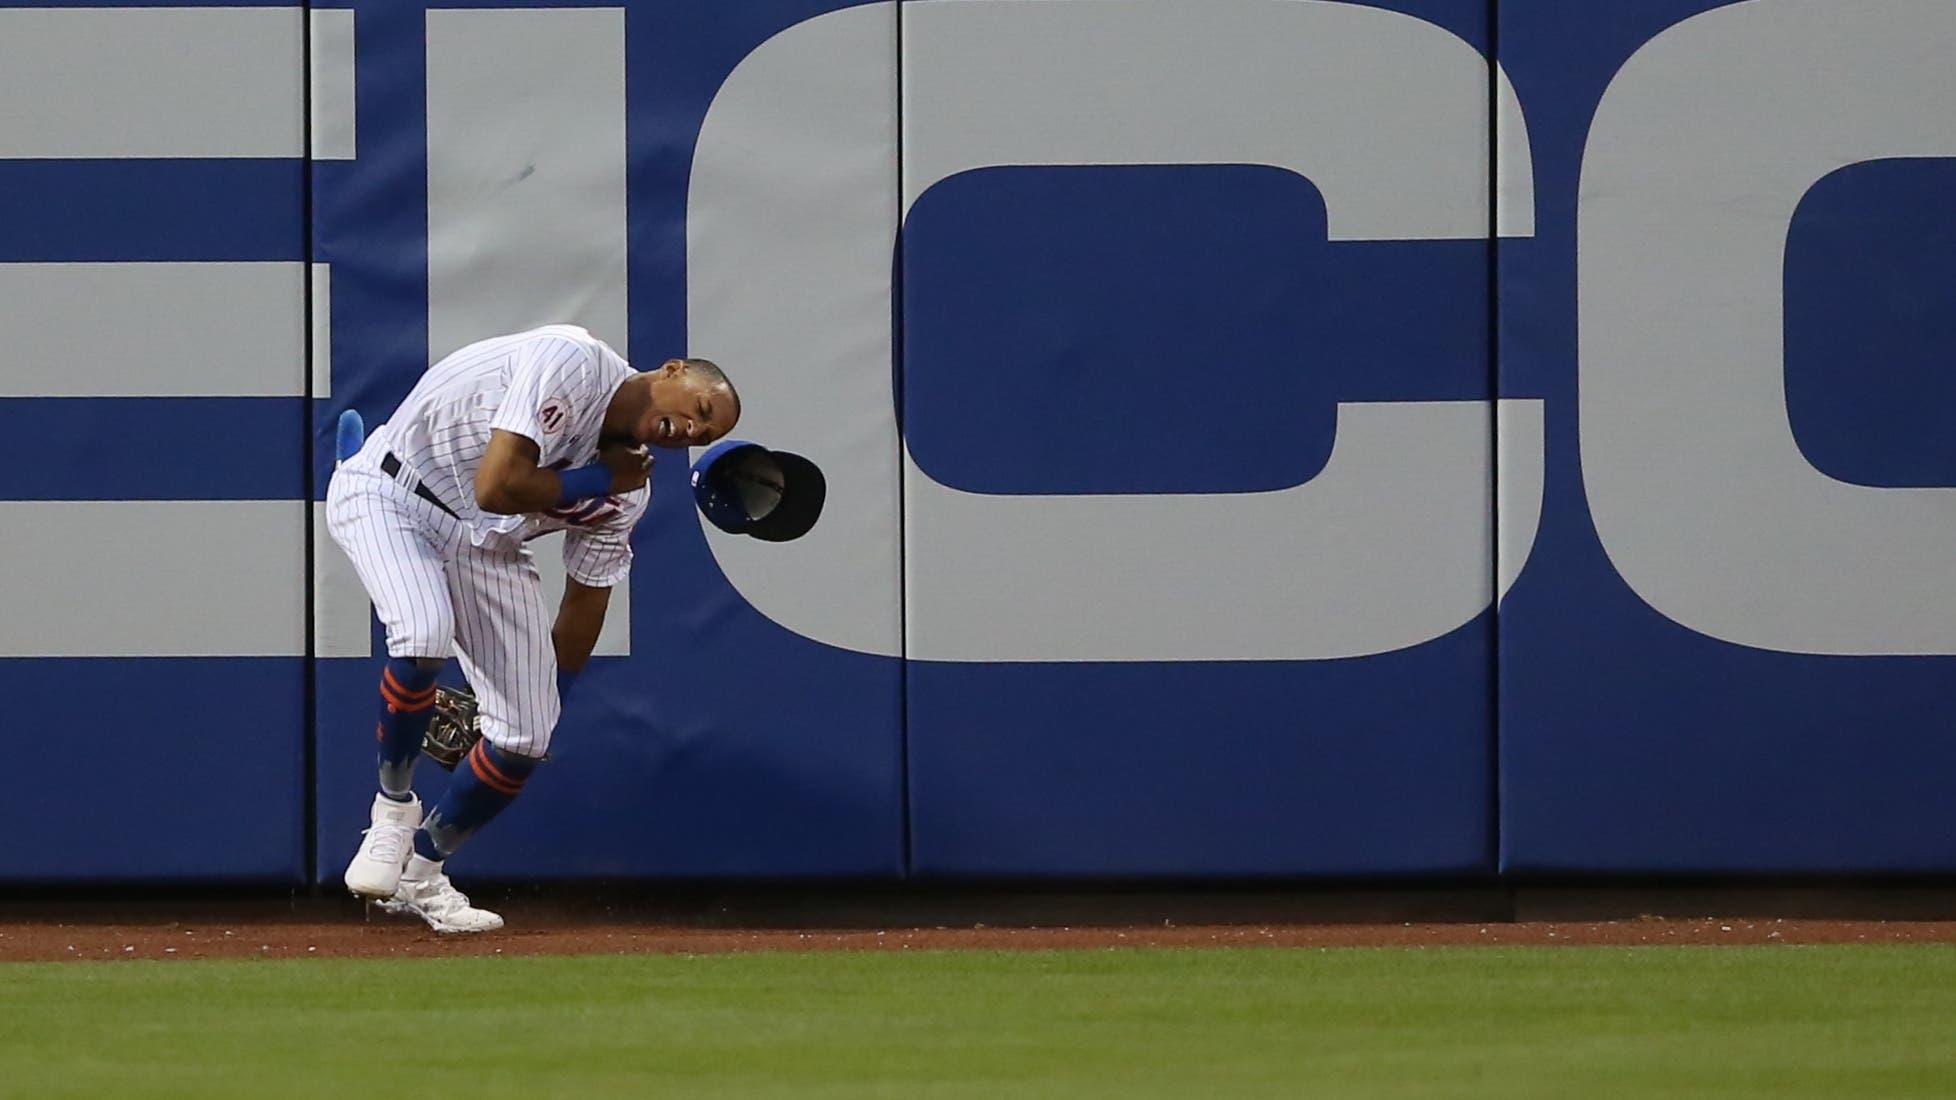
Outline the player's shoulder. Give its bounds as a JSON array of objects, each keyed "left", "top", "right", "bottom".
[
  {"left": 519, "top": 325, "right": 632, "bottom": 380},
  {"left": 510, "top": 323, "right": 596, "bottom": 360},
  {"left": 521, "top": 322, "right": 596, "bottom": 345}
]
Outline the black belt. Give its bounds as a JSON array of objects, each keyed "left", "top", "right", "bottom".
[{"left": 380, "top": 452, "right": 460, "bottom": 519}]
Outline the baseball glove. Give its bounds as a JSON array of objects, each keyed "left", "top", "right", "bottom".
[{"left": 421, "top": 684, "right": 482, "bottom": 771}]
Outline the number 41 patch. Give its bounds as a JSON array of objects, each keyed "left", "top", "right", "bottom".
[{"left": 538, "top": 396, "right": 570, "bottom": 436}]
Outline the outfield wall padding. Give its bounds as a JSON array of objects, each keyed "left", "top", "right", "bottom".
[
  {"left": 2, "top": 0, "right": 1953, "bottom": 883},
  {"left": 1495, "top": 0, "right": 1956, "bottom": 873}
]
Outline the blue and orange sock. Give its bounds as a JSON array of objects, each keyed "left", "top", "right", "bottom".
[
  {"left": 376, "top": 657, "right": 440, "bottom": 800},
  {"left": 413, "top": 740, "right": 540, "bottom": 861}
]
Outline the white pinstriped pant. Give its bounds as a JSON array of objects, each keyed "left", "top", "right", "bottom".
[{"left": 325, "top": 444, "right": 560, "bottom": 757}]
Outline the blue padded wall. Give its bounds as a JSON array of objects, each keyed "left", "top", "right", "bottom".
[
  {"left": 311, "top": 0, "right": 905, "bottom": 880},
  {"left": 0, "top": 0, "right": 307, "bottom": 882},
  {"left": 10, "top": 0, "right": 1956, "bottom": 885},
  {"left": 900, "top": 0, "right": 1501, "bottom": 876},
  {"left": 1497, "top": 0, "right": 1956, "bottom": 873}
]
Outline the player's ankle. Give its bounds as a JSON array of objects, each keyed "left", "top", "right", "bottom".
[{"left": 402, "top": 853, "right": 443, "bottom": 881}]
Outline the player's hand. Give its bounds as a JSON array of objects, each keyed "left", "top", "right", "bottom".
[{"left": 599, "top": 442, "right": 652, "bottom": 494}]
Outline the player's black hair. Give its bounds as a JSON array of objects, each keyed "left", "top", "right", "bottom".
[{"left": 681, "top": 357, "right": 741, "bottom": 420}]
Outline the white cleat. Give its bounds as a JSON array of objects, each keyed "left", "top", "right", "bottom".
[
  {"left": 377, "top": 855, "right": 505, "bottom": 934},
  {"left": 343, "top": 793, "right": 421, "bottom": 899}
]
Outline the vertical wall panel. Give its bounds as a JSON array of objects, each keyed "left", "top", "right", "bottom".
[
  {"left": 424, "top": 8, "right": 629, "bottom": 362},
  {"left": 686, "top": 2, "right": 904, "bottom": 663},
  {"left": 309, "top": 8, "right": 357, "bottom": 162},
  {"left": 901, "top": 0, "right": 1502, "bottom": 875},
  {"left": 425, "top": 7, "right": 633, "bottom": 654},
  {"left": 312, "top": 0, "right": 905, "bottom": 880},
  {"left": 0, "top": 1, "right": 307, "bottom": 882},
  {"left": 1498, "top": 0, "right": 1956, "bottom": 872}
]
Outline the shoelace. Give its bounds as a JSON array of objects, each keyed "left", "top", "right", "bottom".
[{"left": 361, "top": 822, "right": 412, "bottom": 866}]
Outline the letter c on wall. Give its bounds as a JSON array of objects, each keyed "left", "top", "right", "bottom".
[
  {"left": 689, "top": 0, "right": 1542, "bottom": 661},
  {"left": 1581, "top": 0, "right": 1956, "bottom": 656}
]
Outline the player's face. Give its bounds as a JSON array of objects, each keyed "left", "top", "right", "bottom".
[{"left": 639, "top": 361, "right": 739, "bottom": 448}]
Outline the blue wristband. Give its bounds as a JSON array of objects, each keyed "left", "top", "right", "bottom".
[
  {"left": 557, "top": 464, "right": 612, "bottom": 507},
  {"left": 557, "top": 668, "right": 578, "bottom": 703}
]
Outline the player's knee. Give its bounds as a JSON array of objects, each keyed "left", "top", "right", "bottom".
[
  {"left": 482, "top": 723, "right": 553, "bottom": 762},
  {"left": 477, "top": 694, "right": 558, "bottom": 761},
  {"left": 384, "top": 617, "right": 454, "bottom": 660},
  {"left": 483, "top": 737, "right": 550, "bottom": 766},
  {"left": 472, "top": 739, "right": 542, "bottom": 782},
  {"left": 410, "top": 657, "right": 444, "bottom": 674}
]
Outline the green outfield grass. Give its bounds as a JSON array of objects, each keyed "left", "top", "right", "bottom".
[{"left": 4, "top": 946, "right": 1954, "bottom": 1099}]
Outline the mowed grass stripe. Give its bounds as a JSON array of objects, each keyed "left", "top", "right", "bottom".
[{"left": 3, "top": 946, "right": 1954, "bottom": 1099}]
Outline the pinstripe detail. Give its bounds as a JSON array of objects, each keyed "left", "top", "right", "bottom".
[
  {"left": 562, "top": 521, "right": 635, "bottom": 588},
  {"left": 382, "top": 324, "right": 631, "bottom": 553},
  {"left": 328, "top": 453, "right": 565, "bottom": 756},
  {"left": 538, "top": 487, "right": 644, "bottom": 589},
  {"left": 323, "top": 326, "right": 636, "bottom": 761},
  {"left": 445, "top": 532, "right": 560, "bottom": 757}
]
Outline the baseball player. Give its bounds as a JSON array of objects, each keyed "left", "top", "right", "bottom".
[{"left": 326, "top": 324, "right": 738, "bottom": 932}]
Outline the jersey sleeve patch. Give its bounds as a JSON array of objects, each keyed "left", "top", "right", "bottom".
[{"left": 538, "top": 396, "right": 571, "bottom": 437}]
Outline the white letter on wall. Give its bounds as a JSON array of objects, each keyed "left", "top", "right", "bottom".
[
  {"left": 0, "top": 7, "right": 309, "bottom": 658},
  {"left": 689, "top": 0, "right": 1539, "bottom": 661},
  {"left": 1582, "top": 0, "right": 1956, "bottom": 655}
]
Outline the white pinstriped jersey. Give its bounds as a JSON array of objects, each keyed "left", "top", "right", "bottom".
[
  {"left": 520, "top": 486, "right": 648, "bottom": 588},
  {"left": 326, "top": 324, "right": 649, "bottom": 754},
  {"left": 376, "top": 324, "right": 638, "bottom": 556}
]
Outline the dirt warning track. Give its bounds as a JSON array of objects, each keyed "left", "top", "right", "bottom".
[{"left": 6, "top": 893, "right": 1956, "bottom": 962}]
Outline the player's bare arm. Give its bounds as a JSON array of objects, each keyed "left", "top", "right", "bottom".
[
  {"left": 475, "top": 430, "right": 649, "bottom": 515},
  {"left": 551, "top": 578, "right": 612, "bottom": 677}
]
